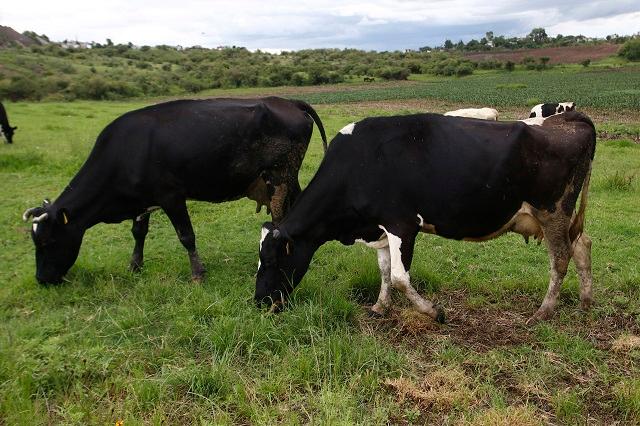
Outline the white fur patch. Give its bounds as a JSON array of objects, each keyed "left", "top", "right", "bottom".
[
  {"left": 379, "top": 226, "right": 408, "bottom": 284},
  {"left": 339, "top": 122, "right": 356, "bottom": 135},
  {"left": 520, "top": 117, "right": 546, "bottom": 126},
  {"left": 258, "top": 226, "right": 270, "bottom": 269},
  {"left": 32, "top": 223, "right": 38, "bottom": 233}
]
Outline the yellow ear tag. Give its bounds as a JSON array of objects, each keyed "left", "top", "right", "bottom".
[{"left": 63, "top": 212, "right": 69, "bottom": 224}]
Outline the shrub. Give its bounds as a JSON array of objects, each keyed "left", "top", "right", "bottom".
[
  {"left": 376, "top": 66, "right": 410, "bottom": 80},
  {"left": 505, "top": 61, "right": 515, "bottom": 71},
  {"left": 580, "top": 58, "right": 591, "bottom": 67},
  {"left": 0, "top": 76, "right": 45, "bottom": 100},
  {"left": 619, "top": 39, "right": 640, "bottom": 61},
  {"left": 455, "top": 63, "right": 474, "bottom": 76}
]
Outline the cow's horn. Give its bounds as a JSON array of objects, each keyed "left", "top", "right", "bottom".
[
  {"left": 32, "top": 213, "right": 49, "bottom": 223},
  {"left": 22, "top": 207, "right": 40, "bottom": 222}
]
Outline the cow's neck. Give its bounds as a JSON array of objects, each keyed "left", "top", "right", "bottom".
[
  {"left": 281, "top": 176, "right": 358, "bottom": 246},
  {"left": 53, "top": 164, "right": 123, "bottom": 229}
]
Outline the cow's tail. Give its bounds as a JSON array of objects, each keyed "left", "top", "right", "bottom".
[
  {"left": 569, "top": 165, "right": 591, "bottom": 243},
  {"left": 568, "top": 112, "right": 596, "bottom": 243},
  {"left": 293, "top": 100, "right": 328, "bottom": 153}
]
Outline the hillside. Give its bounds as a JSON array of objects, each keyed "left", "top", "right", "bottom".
[
  {"left": 0, "top": 25, "right": 42, "bottom": 47},
  {"left": 464, "top": 43, "right": 620, "bottom": 64}
]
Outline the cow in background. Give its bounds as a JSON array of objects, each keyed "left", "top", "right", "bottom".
[
  {"left": 529, "top": 102, "right": 575, "bottom": 118},
  {"left": 445, "top": 107, "right": 499, "bottom": 120},
  {"left": 0, "top": 101, "right": 17, "bottom": 144}
]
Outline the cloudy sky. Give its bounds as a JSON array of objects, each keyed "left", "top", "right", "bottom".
[{"left": 1, "top": 0, "right": 639, "bottom": 51}]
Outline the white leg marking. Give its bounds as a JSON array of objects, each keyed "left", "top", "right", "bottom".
[
  {"left": 339, "top": 122, "right": 356, "bottom": 135},
  {"left": 380, "top": 226, "right": 440, "bottom": 320},
  {"left": 371, "top": 246, "right": 392, "bottom": 315}
]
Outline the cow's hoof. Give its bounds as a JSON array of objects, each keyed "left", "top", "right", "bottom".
[
  {"left": 129, "top": 262, "right": 143, "bottom": 273},
  {"left": 527, "top": 308, "right": 552, "bottom": 325},
  {"left": 434, "top": 306, "right": 446, "bottom": 324},
  {"left": 268, "top": 301, "right": 284, "bottom": 314},
  {"left": 368, "top": 308, "right": 385, "bottom": 318},
  {"left": 191, "top": 274, "right": 205, "bottom": 283},
  {"left": 580, "top": 298, "right": 593, "bottom": 311}
]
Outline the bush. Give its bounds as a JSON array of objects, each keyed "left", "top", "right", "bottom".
[
  {"left": 505, "top": 61, "right": 515, "bottom": 71},
  {"left": 619, "top": 39, "right": 640, "bottom": 61},
  {"left": 375, "top": 66, "right": 410, "bottom": 80},
  {"left": 0, "top": 76, "right": 45, "bottom": 100},
  {"left": 580, "top": 59, "right": 591, "bottom": 67},
  {"left": 455, "top": 63, "right": 474, "bottom": 77}
]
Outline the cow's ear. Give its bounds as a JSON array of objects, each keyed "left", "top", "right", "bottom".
[
  {"left": 11, "top": 126, "right": 17, "bottom": 131},
  {"left": 57, "top": 208, "right": 70, "bottom": 225}
]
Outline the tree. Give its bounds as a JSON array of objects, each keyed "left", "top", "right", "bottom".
[
  {"left": 619, "top": 38, "right": 640, "bottom": 61},
  {"left": 528, "top": 28, "right": 548, "bottom": 44},
  {"left": 443, "top": 39, "right": 454, "bottom": 49}
]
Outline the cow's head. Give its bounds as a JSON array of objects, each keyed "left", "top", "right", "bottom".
[
  {"left": 23, "top": 200, "right": 84, "bottom": 284},
  {"left": 1, "top": 125, "right": 17, "bottom": 144},
  {"left": 255, "top": 223, "right": 315, "bottom": 311}
]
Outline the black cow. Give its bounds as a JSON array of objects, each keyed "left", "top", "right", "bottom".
[
  {"left": 0, "top": 101, "right": 17, "bottom": 144},
  {"left": 529, "top": 102, "right": 575, "bottom": 118},
  {"left": 256, "top": 112, "right": 596, "bottom": 323},
  {"left": 23, "top": 97, "right": 327, "bottom": 284}
]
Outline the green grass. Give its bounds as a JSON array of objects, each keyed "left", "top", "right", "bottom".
[
  {"left": 1, "top": 78, "right": 640, "bottom": 424},
  {"left": 294, "top": 67, "right": 640, "bottom": 111}
]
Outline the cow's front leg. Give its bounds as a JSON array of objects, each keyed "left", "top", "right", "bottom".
[
  {"left": 381, "top": 225, "right": 445, "bottom": 323},
  {"left": 370, "top": 245, "right": 392, "bottom": 317},
  {"left": 162, "top": 199, "right": 206, "bottom": 282},
  {"left": 129, "top": 214, "right": 150, "bottom": 272}
]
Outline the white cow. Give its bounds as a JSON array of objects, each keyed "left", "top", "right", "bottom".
[{"left": 444, "top": 107, "right": 499, "bottom": 120}]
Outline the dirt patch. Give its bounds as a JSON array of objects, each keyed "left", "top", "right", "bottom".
[
  {"left": 464, "top": 44, "right": 620, "bottom": 65},
  {"left": 360, "top": 290, "right": 535, "bottom": 352}
]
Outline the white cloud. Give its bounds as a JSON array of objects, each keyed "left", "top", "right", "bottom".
[{"left": 0, "top": 0, "right": 638, "bottom": 50}]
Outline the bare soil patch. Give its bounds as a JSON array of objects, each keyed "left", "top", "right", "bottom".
[{"left": 464, "top": 44, "right": 620, "bottom": 64}]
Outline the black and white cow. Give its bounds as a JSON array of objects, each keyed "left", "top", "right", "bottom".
[
  {"left": 256, "top": 112, "right": 596, "bottom": 323},
  {"left": 529, "top": 102, "right": 575, "bottom": 118},
  {"left": 23, "top": 97, "right": 327, "bottom": 284},
  {"left": 0, "top": 101, "right": 17, "bottom": 144}
]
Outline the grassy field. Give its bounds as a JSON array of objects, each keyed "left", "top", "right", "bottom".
[{"left": 1, "top": 71, "right": 640, "bottom": 424}]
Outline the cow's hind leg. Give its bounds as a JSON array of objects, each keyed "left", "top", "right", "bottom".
[
  {"left": 370, "top": 245, "right": 392, "bottom": 317},
  {"left": 530, "top": 215, "right": 572, "bottom": 323},
  {"left": 162, "top": 199, "right": 206, "bottom": 282},
  {"left": 573, "top": 233, "right": 593, "bottom": 310},
  {"left": 381, "top": 226, "right": 445, "bottom": 323},
  {"left": 129, "top": 215, "right": 150, "bottom": 272}
]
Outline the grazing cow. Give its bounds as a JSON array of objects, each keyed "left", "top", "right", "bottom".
[
  {"left": 529, "top": 102, "right": 575, "bottom": 118},
  {"left": 256, "top": 112, "right": 596, "bottom": 323},
  {"left": 444, "top": 107, "right": 499, "bottom": 120},
  {"left": 22, "top": 97, "right": 327, "bottom": 284},
  {"left": 0, "top": 101, "right": 18, "bottom": 144}
]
